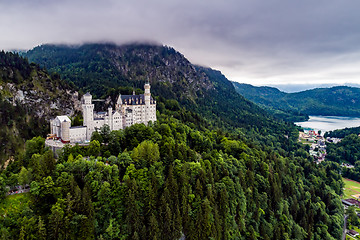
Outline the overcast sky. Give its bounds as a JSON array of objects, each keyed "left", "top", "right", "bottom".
[{"left": 1, "top": 0, "right": 360, "bottom": 88}]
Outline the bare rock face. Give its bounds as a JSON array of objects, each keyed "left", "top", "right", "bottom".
[
  {"left": 71, "top": 91, "right": 82, "bottom": 112},
  {"left": 0, "top": 57, "right": 78, "bottom": 121},
  {"left": 15, "top": 90, "right": 25, "bottom": 102},
  {"left": 1, "top": 81, "right": 76, "bottom": 121}
]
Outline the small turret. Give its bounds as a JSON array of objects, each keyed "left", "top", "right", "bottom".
[
  {"left": 116, "top": 94, "right": 122, "bottom": 110},
  {"left": 82, "top": 92, "right": 92, "bottom": 104}
]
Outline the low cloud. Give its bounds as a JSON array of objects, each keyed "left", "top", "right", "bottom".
[{"left": 2, "top": 0, "right": 360, "bottom": 87}]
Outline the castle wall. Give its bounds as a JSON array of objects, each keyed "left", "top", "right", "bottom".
[
  {"left": 69, "top": 127, "right": 87, "bottom": 142},
  {"left": 50, "top": 119, "right": 61, "bottom": 137},
  {"left": 120, "top": 101, "right": 156, "bottom": 128},
  {"left": 51, "top": 116, "right": 72, "bottom": 139},
  {"left": 112, "top": 111, "right": 122, "bottom": 130},
  {"left": 123, "top": 108, "right": 134, "bottom": 128},
  {"left": 93, "top": 119, "right": 105, "bottom": 130},
  {"left": 146, "top": 104, "right": 157, "bottom": 123}
]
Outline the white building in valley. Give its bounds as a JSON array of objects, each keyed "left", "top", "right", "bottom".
[{"left": 50, "top": 82, "right": 156, "bottom": 143}]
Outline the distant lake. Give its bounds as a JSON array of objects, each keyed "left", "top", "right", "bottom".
[{"left": 295, "top": 116, "right": 360, "bottom": 133}]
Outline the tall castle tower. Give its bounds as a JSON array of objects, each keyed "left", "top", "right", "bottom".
[
  {"left": 82, "top": 93, "right": 94, "bottom": 139},
  {"left": 144, "top": 82, "right": 151, "bottom": 105},
  {"left": 144, "top": 82, "right": 151, "bottom": 123}
]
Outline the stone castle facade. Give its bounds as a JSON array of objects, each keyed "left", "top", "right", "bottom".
[{"left": 50, "top": 82, "right": 156, "bottom": 143}]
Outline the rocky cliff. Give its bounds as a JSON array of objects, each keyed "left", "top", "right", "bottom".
[{"left": 0, "top": 51, "right": 77, "bottom": 163}]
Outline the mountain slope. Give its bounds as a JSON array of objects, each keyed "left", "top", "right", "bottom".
[
  {"left": 0, "top": 44, "right": 344, "bottom": 239},
  {"left": 233, "top": 82, "right": 360, "bottom": 119},
  {"left": 25, "top": 43, "right": 296, "bottom": 144},
  {"left": 0, "top": 93, "right": 344, "bottom": 240},
  {"left": 0, "top": 51, "right": 77, "bottom": 164}
]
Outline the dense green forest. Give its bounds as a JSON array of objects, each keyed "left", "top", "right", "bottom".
[
  {"left": 325, "top": 126, "right": 360, "bottom": 138},
  {"left": 325, "top": 134, "right": 360, "bottom": 184},
  {"left": 0, "top": 51, "right": 75, "bottom": 164},
  {"left": 327, "top": 134, "right": 360, "bottom": 165},
  {"left": 233, "top": 82, "right": 360, "bottom": 121},
  {"left": 0, "top": 99, "right": 345, "bottom": 239},
  {"left": 0, "top": 46, "right": 346, "bottom": 239}
]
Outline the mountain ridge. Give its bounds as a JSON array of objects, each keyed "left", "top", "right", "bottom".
[
  {"left": 233, "top": 82, "right": 360, "bottom": 120},
  {"left": 25, "top": 43, "right": 297, "bottom": 146}
]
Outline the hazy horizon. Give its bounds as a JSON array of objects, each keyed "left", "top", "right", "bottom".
[
  {"left": 261, "top": 83, "right": 360, "bottom": 93},
  {"left": 2, "top": 0, "right": 360, "bottom": 87}
]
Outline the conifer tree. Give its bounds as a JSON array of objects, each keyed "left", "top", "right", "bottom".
[{"left": 37, "top": 216, "right": 47, "bottom": 240}]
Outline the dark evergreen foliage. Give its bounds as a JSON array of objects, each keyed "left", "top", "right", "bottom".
[
  {"left": 0, "top": 104, "right": 344, "bottom": 239},
  {"left": 325, "top": 126, "right": 360, "bottom": 138},
  {"left": 0, "top": 44, "right": 346, "bottom": 239},
  {"left": 327, "top": 134, "right": 360, "bottom": 165}
]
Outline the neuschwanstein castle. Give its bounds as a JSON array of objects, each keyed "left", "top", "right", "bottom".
[{"left": 50, "top": 82, "right": 156, "bottom": 143}]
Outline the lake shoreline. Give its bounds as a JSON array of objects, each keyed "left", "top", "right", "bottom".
[{"left": 295, "top": 115, "right": 360, "bottom": 133}]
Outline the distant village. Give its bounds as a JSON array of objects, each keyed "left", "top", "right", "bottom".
[{"left": 299, "top": 130, "right": 344, "bottom": 164}]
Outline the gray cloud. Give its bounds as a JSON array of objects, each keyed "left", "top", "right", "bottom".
[{"left": 1, "top": 0, "right": 360, "bottom": 87}]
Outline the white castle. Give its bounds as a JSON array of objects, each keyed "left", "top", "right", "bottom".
[{"left": 50, "top": 82, "right": 156, "bottom": 143}]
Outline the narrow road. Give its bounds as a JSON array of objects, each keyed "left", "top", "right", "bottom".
[{"left": 342, "top": 214, "right": 348, "bottom": 240}]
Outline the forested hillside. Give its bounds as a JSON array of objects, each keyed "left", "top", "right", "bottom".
[
  {"left": 0, "top": 44, "right": 345, "bottom": 239},
  {"left": 325, "top": 126, "right": 360, "bottom": 138},
  {"left": 0, "top": 99, "right": 344, "bottom": 239},
  {"left": 25, "top": 43, "right": 297, "bottom": 148},
  {"left": 0, "top": 51, "right": 77, "bottom": 164},
  {"left": 327, "top": 134, "right": 360, "bottom": 165},
  {"left": 233, "top": 82, "right": 360, "bottom": 120},
  {"left": 326, "top": 134, "right": 360, "bottom": 185}
]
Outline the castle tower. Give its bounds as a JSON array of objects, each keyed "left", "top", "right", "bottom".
[
  {"left": 115, "top": 94, "right": 122, "bottom": 111},
  {"left": 82, "top": 93, "right": 94, "bottom": 140},
  {"left": 144, "top": 82, "right": 151, "bottom": 105},
  {"left": 144, "top": 82, "right": 151, "bottom": 123},
  {"left": 61, "top": 120, "right": 71, "bottom": 143},
  {"left": 82, "top": 93, "right": 94, "bottom": 127},
  {"left": 108, "top": 107, "right": 113, "bottom": 130}
]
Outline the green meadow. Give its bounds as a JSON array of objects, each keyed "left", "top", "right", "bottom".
[{"left": 343, "top": 178, "right": 360, "bottom": 199}]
